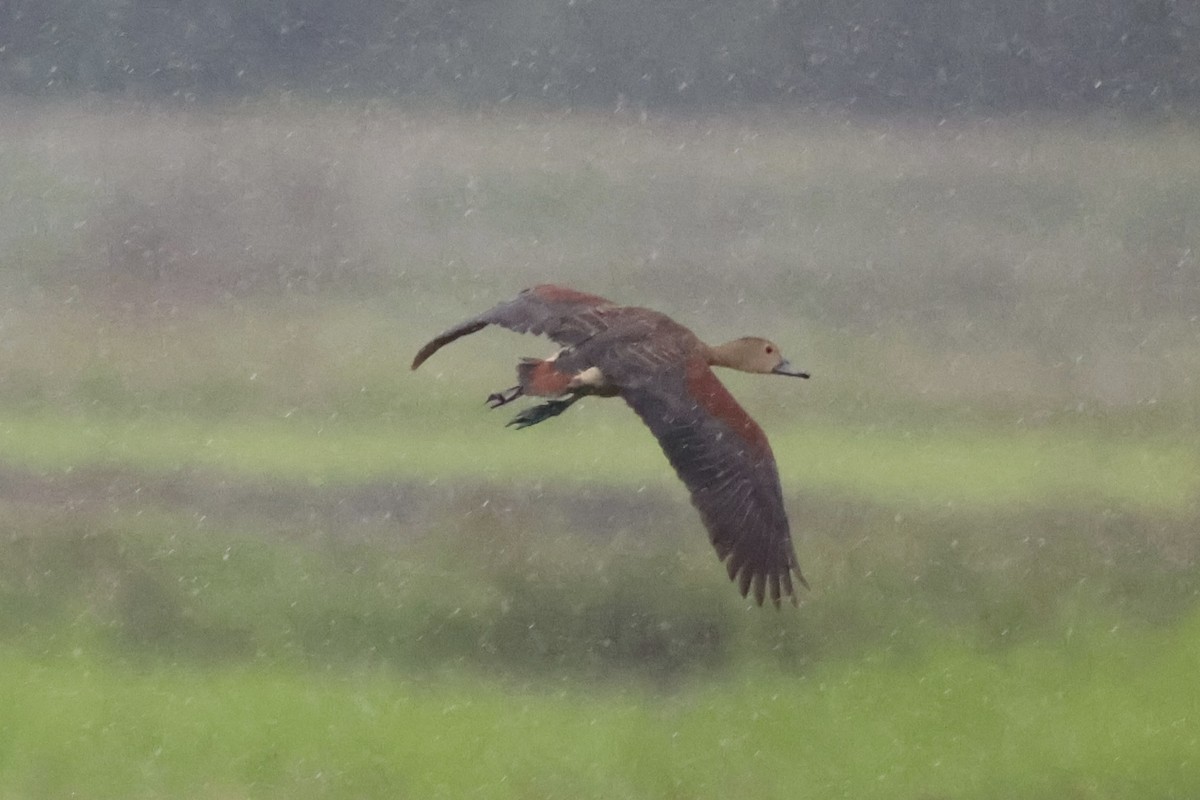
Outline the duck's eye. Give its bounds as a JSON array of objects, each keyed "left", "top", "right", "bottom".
[{"left": 765, "top": 346, "right": 774, "bottom": 354}]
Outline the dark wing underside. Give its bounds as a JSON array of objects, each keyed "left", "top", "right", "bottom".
[
  {"left": 620, "top": 368, "right": 806, "bottom": 607},
  {"left": 411, "top": 285, "right": 616, "bottom": 370}
]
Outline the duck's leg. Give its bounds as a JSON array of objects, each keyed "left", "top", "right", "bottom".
[
  {"left": 486, "top": 385, "right": 523, "bottom": 409},
  {"left": 507, "top": 394, "right": 581, "bottom": 430}
]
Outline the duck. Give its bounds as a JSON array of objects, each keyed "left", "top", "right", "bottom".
[{"left": 412, "top": 284, "right": 810, "bottom": 606}]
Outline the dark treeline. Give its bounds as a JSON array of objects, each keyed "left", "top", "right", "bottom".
[{"left": 2, "top": 0, "right": 1198, "bottom": 112}]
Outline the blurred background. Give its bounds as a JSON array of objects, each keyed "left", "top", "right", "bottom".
[{"left": 1, "top": 3, "right": 1199, "bottom": 798}]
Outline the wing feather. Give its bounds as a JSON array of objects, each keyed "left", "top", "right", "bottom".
[
  {"left": 620, "top": 367, "right": 807, "bottom": 606},
  {"left": 412, "top": 285, "right": 615, "bottom": 370}
]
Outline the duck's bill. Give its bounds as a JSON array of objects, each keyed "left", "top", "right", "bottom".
[{"left": 772, "top": 360, "right": 810, "bottom": 379}]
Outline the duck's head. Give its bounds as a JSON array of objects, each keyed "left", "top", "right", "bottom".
[{"left": 711, "top": 337, "right": 810, "bottom": 378}]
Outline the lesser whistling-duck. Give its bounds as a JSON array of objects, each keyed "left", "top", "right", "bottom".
[{"left": 412, "top": 284, "right": 810, "bottom": 607}]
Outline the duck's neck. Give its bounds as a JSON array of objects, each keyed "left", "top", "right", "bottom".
[{"left": 705, "top": 340, "right": 740, "bottom": 371}]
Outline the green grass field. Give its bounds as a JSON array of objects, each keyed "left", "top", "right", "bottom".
[
  {"left": 6, "top": 615, "right": 1199, "bottom": 800},
  {"left": 0, "top": 104, "right": 1198, "bottom": 798}
]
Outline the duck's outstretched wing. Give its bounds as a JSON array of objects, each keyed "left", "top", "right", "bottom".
[
  {"left": 411, "top": 285, "right": 615, "bottom": 370},
  {"left": 619, "top": 359, "right": 806, "bottom": 607}
]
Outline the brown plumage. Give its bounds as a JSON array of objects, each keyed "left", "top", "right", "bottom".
[{"left": 412, "top": 284, "right": 811, "bottom": 607}]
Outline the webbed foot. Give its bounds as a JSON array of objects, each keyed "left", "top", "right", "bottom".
[
  {"left": 507, "top": 398, "right": 577, "bottom": 430},
  {"left": 486, "top": 386, "right": 523, "bottom": 409}
]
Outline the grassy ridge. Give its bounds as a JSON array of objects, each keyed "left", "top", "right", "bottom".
[
  {"left": 3, "top": 479, "right": 1195, "bottom": 680},
  {"left": 2, "top": 496, "right": 1195, "bottom": 797},
  {"left": 0, "top": 403, "right": 1195, "bottom": 513},
  {"left": 4, "top": 613, "right": 1198, "bottom": 800}
]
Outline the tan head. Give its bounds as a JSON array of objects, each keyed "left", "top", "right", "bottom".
[{"left": 708, "top": 337, "right": 810, "bottom": 378}]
